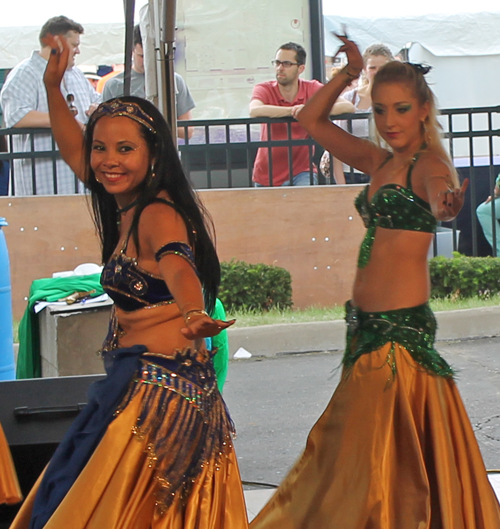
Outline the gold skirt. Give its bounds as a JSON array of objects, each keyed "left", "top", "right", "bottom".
[
  {"left": 251, "top": 343, "right": 500, "bottom": 529},
  {"left": 0, "top": 421, "right": 22, "bottom": 505},
  {"left": 11, "top": 386, "right": 248, "bottom": 529},
  {"left": 11, "top": 349, "right": 249, "bottom": 529}
]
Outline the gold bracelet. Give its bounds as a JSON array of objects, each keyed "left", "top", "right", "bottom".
[
  {"left": 181, "top": 302, "right": 201, "bottom": 313},
  {"left": 184, "top": 309, "right": 209, "bottom": 323},
  {"left": 341, "top": 66, "right": 361, "bottom": 81}
]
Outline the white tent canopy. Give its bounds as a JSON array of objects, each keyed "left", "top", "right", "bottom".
[
  {"left": 1, "top": 3, "right": 500, "bottom": 116},
  {"left": 0, "top": 24, "right": 126, "bottom": 69},
  {"left": 324, "top": 12, "right": 500, "bottom": 58},
  {"left": 324, "top": 12, "right": 500, "bottom": 111},
  {"left": 0, "top": 0, "right": 149, "bottom": 69}
]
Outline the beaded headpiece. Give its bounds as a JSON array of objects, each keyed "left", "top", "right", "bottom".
[{"left": 89, "top": 99, "right": 157, "bottom": 133}]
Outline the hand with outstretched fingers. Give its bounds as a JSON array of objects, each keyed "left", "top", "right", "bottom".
[
  {"left": 438, "top": 178, "right": 469, "bottom": 221},
  {"left": 181, "top": 315, "right": 236, "bottom": 340},
  {"left": 334, "top": 34, "right": 364, "bottom": 76}
]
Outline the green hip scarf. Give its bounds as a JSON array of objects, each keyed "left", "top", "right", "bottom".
[{"left": 343, "top": 301, "right": 454, "bottom": 378}]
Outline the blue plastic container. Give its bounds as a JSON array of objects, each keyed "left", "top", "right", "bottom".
[{"left": 0, "top": 217, "right": 15, "bottom": 380}]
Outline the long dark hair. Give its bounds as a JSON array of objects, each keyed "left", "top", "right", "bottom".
[{"left": 83, "top": 96, "right": 220, "bottom": 313}]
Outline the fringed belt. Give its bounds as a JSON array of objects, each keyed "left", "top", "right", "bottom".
[
  {"left": 116, "top": 348, "right": 235, "bottom": 514},
  {"left": 343, "top": 301, "right": 454, "bottom": 378}
]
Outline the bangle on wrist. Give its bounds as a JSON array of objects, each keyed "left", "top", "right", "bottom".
[
  {"left": 341, "top": 66, "right": 361, "bottom": 81},
  {"left": 184, "top": 309, "right": 209, "bottom": 323}
]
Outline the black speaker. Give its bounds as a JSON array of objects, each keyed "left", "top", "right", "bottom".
[{"left": 0, "top": 374, "right": 105, "bottom": 527}]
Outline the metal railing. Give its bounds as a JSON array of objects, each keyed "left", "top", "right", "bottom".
[
  {"left": 2, "top": 106, "right": 500, "bottom": 257},
  {"left": 0, "top": 127, "right": 82, "bottom": 195}
]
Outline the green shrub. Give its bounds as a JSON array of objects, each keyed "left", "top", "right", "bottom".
[
  {"left": 219, "top": 260, "right": 293, "bottom": 311},
  {"left": 430, "top": 254, "right": 500, "bottom": 299}
]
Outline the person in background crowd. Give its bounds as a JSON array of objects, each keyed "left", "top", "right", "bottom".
[
  {"left": 84, "top": 72, "right": 101, "bottom": 90},
  {"left": 102, "top": 25, "right": 195, "bottom": 140},
  {"left": 476, "top": 174, "right": 500, "bottom": 255},
  {"left": 249, "top": 42, "right": 354, "bottom": 187},
  {"left": 95, "top": 66, "right": 121, "bottom": 93},
  {"left": 0, "top": 16, "right": 101, "bottom": 195}
]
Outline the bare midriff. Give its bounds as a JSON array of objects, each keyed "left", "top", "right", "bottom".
[
  {"left": 352, "top": 227, "right": 433, "bottom": 312},
  {"left": 115, "top": 303, "right": 197, "bottom": 355}
]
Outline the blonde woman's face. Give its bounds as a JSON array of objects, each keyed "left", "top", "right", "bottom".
[
  {"left": 365, "top": 55, "right": 391, "bottom": 84},
  {"left": 372, "top": 82, "right": 429, "bottom": 152}
]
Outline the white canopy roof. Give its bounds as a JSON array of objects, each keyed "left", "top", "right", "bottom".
[
  {"left": 324, "top": 12, "right": 500, "bottom": 57},
  {"left": 0, "top": 23, "right": 126, "bottom": 69}
]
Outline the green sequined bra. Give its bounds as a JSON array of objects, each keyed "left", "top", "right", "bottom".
[{"left": 354, "top": 152, "right": 437, "bottom": 268}]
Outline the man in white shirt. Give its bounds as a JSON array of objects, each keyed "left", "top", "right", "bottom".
[{"left": 0, "top": 16, "right": 101, "bottom": 195}]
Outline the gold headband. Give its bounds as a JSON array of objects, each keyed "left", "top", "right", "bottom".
[{"left": 89, "top": 99, "right": 157, "bottom": 133}]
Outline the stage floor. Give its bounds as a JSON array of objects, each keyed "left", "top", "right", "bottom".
[{"left": 244, "top": 474, "right": 500, "bottom": 522}]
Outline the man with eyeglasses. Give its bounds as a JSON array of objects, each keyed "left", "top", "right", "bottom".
[
  {"left": 0, "top": 16, "right": 101, "bottom": 195},
  {"left": 249, "top": 42, "right": 353, "bottom": 187}
]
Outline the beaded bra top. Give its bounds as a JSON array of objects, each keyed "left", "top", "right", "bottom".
[
  {"left": 354, "top": 152, "right": 437, "bottom": 268},
  {"left": 101, "top": 238, "right": 195, "bottom": 312}
]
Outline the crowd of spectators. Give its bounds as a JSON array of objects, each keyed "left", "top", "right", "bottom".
[{"left": 1, "top": 16, "right": 497, "bottom": 262}]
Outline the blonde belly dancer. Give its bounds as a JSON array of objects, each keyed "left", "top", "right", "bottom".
[{"left": 251, "top": 32, "right": 500, "bottom": 529}]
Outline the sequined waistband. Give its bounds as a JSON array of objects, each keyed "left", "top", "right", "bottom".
[
  {"left": 135, "top": 355, "right": 217, "bottom": 410},
  {"left": 136, "top": 348, "right": 217, "bottom": 396},
  {"left": 343, "top": 300, "right": 453, "bottom": 378},
  {"left": 345, "top": 300, "right": 435, "bottom": 339}
]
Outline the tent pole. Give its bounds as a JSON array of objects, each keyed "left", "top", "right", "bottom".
[
  {"left": 309, "top": 0, "right": 325, "bottom": 82},
  {"left": 162, "top": 0, "right": 177, "bottom": 142},
  {"left": 123, "top": 0, "right": 135, "bottom": 96}
]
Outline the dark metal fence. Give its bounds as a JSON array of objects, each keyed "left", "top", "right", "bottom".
[
  {"left": 0, "top": 127, "right": 81, "bottom": 195},
  {"left": 2, "top": 105, "right": 500, "bottom": 257}
]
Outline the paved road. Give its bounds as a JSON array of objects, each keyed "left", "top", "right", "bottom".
[{"left": 223, "top": 337, "right": 500, "bottom": 487}]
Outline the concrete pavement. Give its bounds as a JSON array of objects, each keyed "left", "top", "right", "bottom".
[
  {"left": 243, "top": 476, "right": 500, "bottom": 522},
  {"left": 227, "top": 305, "right": 500, "bottom": 358}
]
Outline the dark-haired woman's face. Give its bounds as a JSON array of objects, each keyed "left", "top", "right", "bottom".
[
  {"left": 90, "top": 116, "right": 151, "bottom": 206},
  {"left": 372, "top": 82, "right": 429, "bottom": 152}
]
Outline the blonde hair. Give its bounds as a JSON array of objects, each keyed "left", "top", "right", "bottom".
[{"left": 372, "top": 61, "right": 459, "bottom": 187}]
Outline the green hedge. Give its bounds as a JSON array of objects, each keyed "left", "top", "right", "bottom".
[
  {"left": 219, "top": 260, "right": 293, "bottom": 311},
  {"left": 430, "top": 254, "right": 500, "bottom": 299}
]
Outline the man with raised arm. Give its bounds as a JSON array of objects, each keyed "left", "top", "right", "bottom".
[{"left": 0, "top": 15, "right": 101, "bottom": 196}]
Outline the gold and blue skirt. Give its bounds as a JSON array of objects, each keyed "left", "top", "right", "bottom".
[
  {"left": 251, "top": 303, "right": 500, "bottom": 528},
  {"left": 11, "top": 346, "right": 248, "bottom": 529}
]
